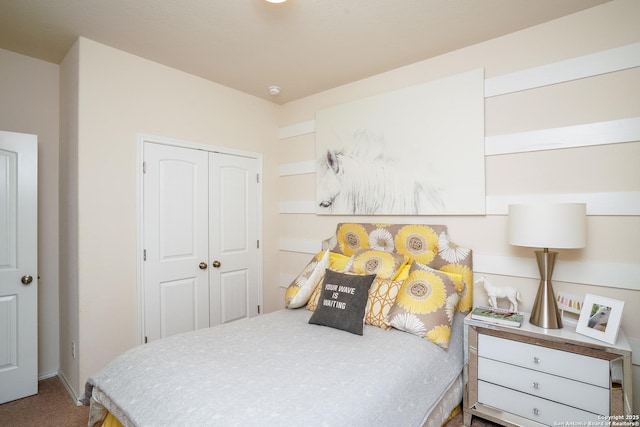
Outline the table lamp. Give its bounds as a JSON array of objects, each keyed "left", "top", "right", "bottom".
[{"left": 508, "top": 203, "right": 586, "bottom": 329}]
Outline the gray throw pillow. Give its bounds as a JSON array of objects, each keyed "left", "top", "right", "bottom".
[{"left": 308, "top": 269, "right": 376, "bottom": 335}]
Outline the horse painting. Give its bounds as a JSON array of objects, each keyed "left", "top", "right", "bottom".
[{"left": 316, "top": 131, "right": 443, "bottom": 215}]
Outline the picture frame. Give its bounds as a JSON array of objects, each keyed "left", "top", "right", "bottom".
[{"left": 575, "top": 294, "right": 624, "bottom": 345}]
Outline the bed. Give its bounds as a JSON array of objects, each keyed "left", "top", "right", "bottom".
[{"left": 83, "top": 223, "right": 473, "bottom": 427}]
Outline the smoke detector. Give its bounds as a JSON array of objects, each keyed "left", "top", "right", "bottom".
[{"left": 268, "top": 86, "right": 281, "bottom": 96}]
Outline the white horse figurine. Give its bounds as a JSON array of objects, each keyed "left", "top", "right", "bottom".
[{"left": 475, "top": 276, "right": 522, "bottom": 312}]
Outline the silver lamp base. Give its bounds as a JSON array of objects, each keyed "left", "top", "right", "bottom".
[{"left": 529, "top": 250, "right": 563, "bottom": 329}]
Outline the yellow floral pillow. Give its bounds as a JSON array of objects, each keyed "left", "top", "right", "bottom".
[
  {"left": 430, "top": 229, "right": 474, "bottom": 312},
  {"left": 346, "top": 249, "right": 407, "bottom": 280},
  {"left": 387, "top": 262, "right": 460, "bottom": 349}
]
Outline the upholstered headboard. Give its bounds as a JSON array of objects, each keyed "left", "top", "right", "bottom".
[
  {"left": 285, "top": 223, "right": 473, "bottom": 349},
  {"left": 322, "top": 223, "right": 473, "bottom": 312}
]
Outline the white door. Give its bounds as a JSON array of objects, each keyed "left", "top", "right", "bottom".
[
  {"left": 0, "top": 131, "right": 37, "bottom": 404},
  {"left": 143, "top": 143, "right": 209, "bottom": 342},
  {"left": 209, "top": 153, "right": 260, "bottom": 326}
]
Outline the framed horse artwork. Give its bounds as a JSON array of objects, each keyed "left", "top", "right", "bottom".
[{"left": 315, "top": 69, "right": 485, "bottom": 215}]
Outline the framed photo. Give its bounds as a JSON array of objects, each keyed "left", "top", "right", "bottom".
[{"left": 575, "top": 294, "right": 624, "bottom": 345}]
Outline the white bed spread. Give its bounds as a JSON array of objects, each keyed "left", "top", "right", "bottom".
[{"left": 85, "top": 309, "right": 464, "bottom": 427}]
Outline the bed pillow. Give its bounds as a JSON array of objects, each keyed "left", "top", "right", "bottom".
[
  {"left": 329, "top": 252, "right": 351, "bottom": 271},
  {"left": 387, "top": 262, "right": 460, "bottom": 349},
  {"left": 364, "top": 277, "right": 404, "bottom": 329},
  {"left": 308, "top": 269, "right": 376, "bottom": 335},
  {"left": 305, "top": 252, "right": 352, "bottom": 311},
  {"left": 431, "top": 229, "right": 474, "bottom": 313},
  {"left": 345, "top": 249, "right": 407, "bottom": 280},
  {"left": 285, "top": 249, "right": 330, "bottom": 309}
]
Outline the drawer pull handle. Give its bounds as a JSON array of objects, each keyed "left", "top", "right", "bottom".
[
  {"left": 533, "top": 356, "right": 541, "bottom": 364},
  {"left": 533, "top": 408, "right": 540, "bottom": 416},
  {"left": 532, "top": 382, "right": 540, "bottom": 389}
]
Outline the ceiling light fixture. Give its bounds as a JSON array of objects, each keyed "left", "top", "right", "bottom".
[
  {"left": 268, "top": 86, "right": 281, "bottom": 96},
  {"left": 265, "top": 0, "right": 287, "bottom": 3}
]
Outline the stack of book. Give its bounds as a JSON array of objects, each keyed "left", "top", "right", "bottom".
[{"left": 470, "top": 306, "right": 523, "bottom": 327}]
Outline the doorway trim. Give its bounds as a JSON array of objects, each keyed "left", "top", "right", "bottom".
[{"left": 135, "top": 133, "right": 263, "bottom": 345}]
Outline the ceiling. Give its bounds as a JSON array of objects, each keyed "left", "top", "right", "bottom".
[{"left": 0, "top": 0, "right": 610, "bottom": 104}]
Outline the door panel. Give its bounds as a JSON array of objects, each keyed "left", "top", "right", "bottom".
[
  {"left": 220, "top": 270, "right": 248, "bottom": 323},
  {"left": 0, "top": 131, "right": 37, "bottom": 404},
  {"left": 160, "top": 279, "right": 198, "bottom": 338},
  {"left": 0, "top": 295, "right": 18, "bottom": 367},
  {"left": 143, "top": 143, "right": 209, "bottom": 342},
  {"left": 209, "top": 153, "right": 260, "bottom": 326}
]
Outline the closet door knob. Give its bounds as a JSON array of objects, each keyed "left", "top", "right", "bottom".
[
  {"left": 21, "top": 275, "right": 33, "bottom": 285},
  {"left": 199, "top": 262, "right": 208, "bottom": 270},
  {"left": 212, "top": 260, "right": 221, "bottom": 268}
]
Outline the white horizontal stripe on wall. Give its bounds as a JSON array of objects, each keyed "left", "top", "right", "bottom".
[
  {"left": 486, "top": 192, "right": 640, "bottom": 216},
  {"left": 474, "top": 254, "right": 640, "bottom": 291},
  {"left": 279, "top": 273, "right": 295, "bottom": 289},
  {"left": 278, "top": 160, "right": 315, "bottom": 176},
  {"left": 279, "top": 237, "right": 322, "bottom": 255},
  {"left": 280, "top": 192, "right": 640, "bottom": 216},
  {"left": 279, "top": 161, "right": 315, "bottom": 176},
  {"left": 485, "top": 117, "right": 640, "bottom": 156},
  {"left": 484, "top": 42, "right": 640, "bottom": 98},
  {"left": 277, "top": 237, "right": 639, "bottom": 291},
  {"left": 278, "top": 120, "right": 315, "bottom": 140}
]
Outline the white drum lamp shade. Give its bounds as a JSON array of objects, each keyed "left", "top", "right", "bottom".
[
  {"left": 508, "top": 203, "right": 587, "bottom": 329},
  {"left": 508, "top": 203, "right": 586, "bottom": 250}
]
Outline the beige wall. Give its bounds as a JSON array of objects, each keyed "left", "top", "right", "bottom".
[
  {"left": 59, "top": 40, "right": 80, "bottom": 394},
  {"left": 277, "top": 0, "right": 640, "bottom": 410},
  {"left": 58, "top": 38, "right": 280, "bottom": 397},
  {"left": 0, "top": 48, "right": 60, "bottom": 378}
]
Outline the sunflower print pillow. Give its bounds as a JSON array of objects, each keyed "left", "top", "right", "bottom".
[
  {"left": 387, "top": 261, "right": 460, "bottom": 349},
  {"left": 346, "top": 249, "right": 407, "bottom": 280}
]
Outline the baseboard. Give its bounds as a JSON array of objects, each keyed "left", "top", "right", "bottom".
[
  {"left": 57, "top": 370, "right": 83, "bottom": 406},
  {"left": 38, "top": 370, "right": 59, "bottom": 381}
]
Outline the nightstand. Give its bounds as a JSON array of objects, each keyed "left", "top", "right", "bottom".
[{"left": 464, "top": 312, "right": 633, "bottom": 427}]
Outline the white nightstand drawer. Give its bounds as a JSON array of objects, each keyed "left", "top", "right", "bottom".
[
  {"left": 478, "top": 334, "right": 609, "bottom": 387},
  {"left": 478, "top": 380, "right": 601, "bottom": 426},
  {"left": 478, "top": 357, "right": 609, "bottom": 414}
]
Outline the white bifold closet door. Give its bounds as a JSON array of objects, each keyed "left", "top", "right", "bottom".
[{"left": 143, "top": 142, "right": 260, "bottom": 342}]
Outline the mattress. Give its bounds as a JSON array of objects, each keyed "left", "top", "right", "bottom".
[{"left": 85, "top": 309, "right": 465, "bottom": 427}]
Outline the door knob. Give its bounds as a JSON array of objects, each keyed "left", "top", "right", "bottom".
[
  {"left": 212, "top": 260, "right": 221, "bottom": 268},
  {"left": 199, "top": 262, "right": 208, "bottom": 270},
  {"left": 21, "top": 275, "right": 33, "bottom": 285}
]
